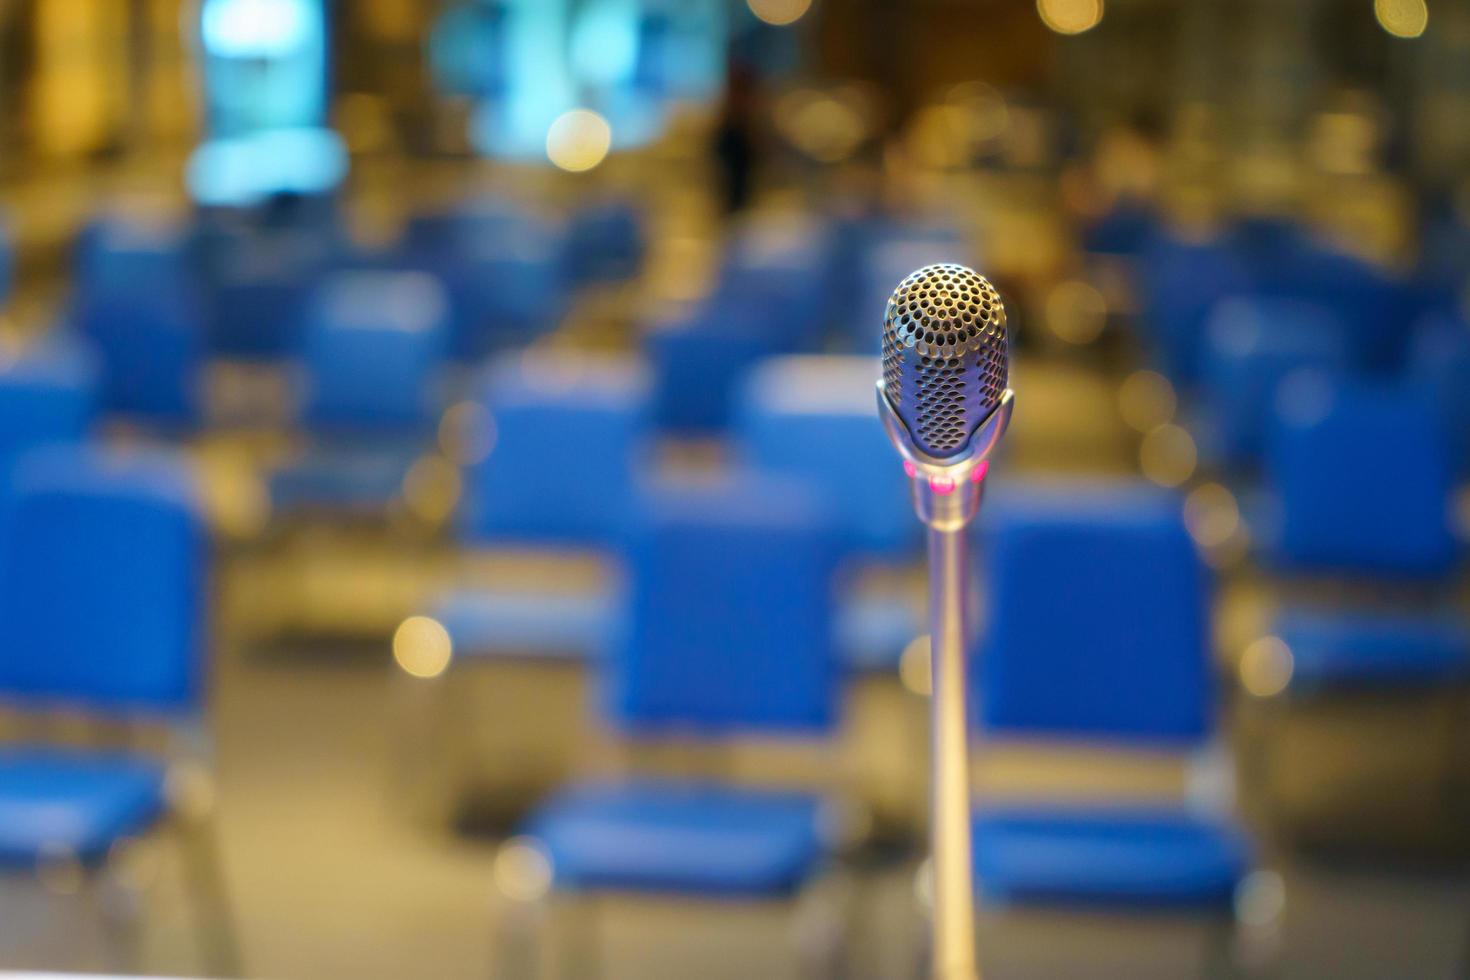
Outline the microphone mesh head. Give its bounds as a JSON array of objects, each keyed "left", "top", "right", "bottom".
[{"left": 881, "top": 263, "right": 1008, "bottom": 456}]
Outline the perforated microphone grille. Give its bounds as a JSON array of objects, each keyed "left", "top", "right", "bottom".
[{"left": 881, "top": 263, "right": 1008, "bottom": 456}]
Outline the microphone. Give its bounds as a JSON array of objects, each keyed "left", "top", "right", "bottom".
[{"left": 877, "top": 263, "right": 1013, "bottom": 980}]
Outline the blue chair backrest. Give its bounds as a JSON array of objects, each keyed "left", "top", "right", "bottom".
[
  {"left": 715, "top": 216, "right": 835, "bottom": 352},
  {"left": 399, "top": 201, "right": 566, "bottom": 360},
  {"left": 0, "top": 333, "right": 98, "bottom": 473},
  {"left": 300, "top": 271, "right": 450, "bottom": 433},
  {"left": 1198, "top": 297, "right": 1352, "bottom": 466},
  {"left": 647, "top": 301, "right": 783, "bottom": 433},
  {"left": 735, "top": 356, "right": 916, "bottom": 560},
  {"left": 607, "top": 473, "right": 840, "bottom": 736},
  {"left": 70, "top": 218, "right": 203, "bottom": 423},
  {"left": 563, "top": 200, "right": 644, "bottom": 284},
  {"left": 459, "top": 354, "right": 652, "bottom": 546},
  {"left": 198, "top": 219, "right": 340, "bottom": 359},
  {"left": 0, "top": 446, "right": 206, "bottom": 714},
  {"left": 1265, "top": 374, "right": 1458, "bottom": 578},
  {"left": 1138, "top": 230, "right": 1251, "bottom": 387},
  {"left": 979, "top": 481, "right": 1211, "bottom": 744},
  {"left": 1407, "top": 315, "right": 1470, "bottom": 480},
  {"left": 1083, "top": 202, "right": 1156, "bottom": 258}
]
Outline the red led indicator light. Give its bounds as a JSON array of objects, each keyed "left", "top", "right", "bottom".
[{"left": 929, "top": 475, "right": 956, "bottom": 495}]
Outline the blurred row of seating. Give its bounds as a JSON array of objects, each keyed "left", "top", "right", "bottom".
[
  {"left": 1095, "top": 211, "right": 1470, "bottom": 485},
  {"left": 1087, "top": 202, "right": 1470, "bottom": 859},
  {"left": 485, "top": 472, "right": 1266, "bottom": 973}
]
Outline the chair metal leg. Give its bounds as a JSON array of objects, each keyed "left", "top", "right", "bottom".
[
  {"left": 793, "top": 865, "right": 859, "bottom": 980},
  {"left": 175, "top": 814, "right": 244, "bottom": 978},
  {"left": 546, "top": 892, "right": 599, "bottom": 980},
  {"left": 85, "top": 867, "right": 144, "bottom": 976}
]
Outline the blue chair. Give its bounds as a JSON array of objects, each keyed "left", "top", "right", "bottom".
[
  {"left": 1083, "top": 202, "right": 1157, "bottom": 258},
  {"left": 1137, "top": 230, "right": 1251, "bottom": 387},
  {"left": 715, "top": 216, "right": 836, "bottom": 353},
  {"left": 562, "top": 200, "right": 645, "bottom": 284},
  {"left": 647, "top": 302, "right": 785, "bottom": 433},
  {"left": 971, "top": 481, "right": 1257, "bottom": 970},
  {"left": 196, "top": 217, "right": 341, "bottom": 359},
  {"left": 0, "top": 445, "right": 237, "bottom": 975},
  {"left": 1407, "top": 315, "right": 1470, "bottom": 480},
  {"left": 270, "top": 271, "right": 450, "bottom": 514},
  {"left": 734, "top": 355, "right": 917, "bottom": 561},
  {"left": 1261, "top": 374, "right": 1459, "bottom": 579},
  {"left": 459, "top": 354, "right": 653, "bottom": 547},
  {"left": 299, "top": 270, "right": 450, "bottom": 434},
  {"left": 1196, "top": 298, "right": 1351, "bottom": 468},
  {"left": 399, "top": 202, "right": 567, "bottom": 360},
  {"left": 1269, "top": 611, "right": 1470, "bottom": 694},
  {"left": 69, "top": 218, "right": 203, "bottom": 424},
  {"left": 497, "top": 473, "right": 850, "bottom": 974},
  {"left": 0, "top": 333, "right": 98, "bottom": 476}
]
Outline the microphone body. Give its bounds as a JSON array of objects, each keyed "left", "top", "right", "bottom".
[{"left": 877, "top": 264, "right": 1013, "bottom": 980}]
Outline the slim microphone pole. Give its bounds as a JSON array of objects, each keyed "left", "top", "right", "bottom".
[
  {"left": 882, "top": 412, "right": 1006, "bottom": 980},
  {"left": 917, "top": 472, "right": 983, "bottom": 979}
]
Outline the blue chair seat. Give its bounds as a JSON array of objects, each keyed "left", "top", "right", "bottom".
[
  {"left": 974, "top": 807, "right": 1250, "bottom": 908},
  {"left": 526, "top": 780, "right": 826, "bottom": 897},
  {"left": 1276, "top": 611, "right": 1470, "bottom": 691},
  {"left": 433, "top": 586, "right": 918, "bottom": 671},
  {"left": 269, "top": 443, "right": 421, "bottom": 511},
  {"left": 435, "top": 589, "right": 614, "bottom": 661},
  {"left": 0, "top": 748, "right": 167, "bottom": 866}
]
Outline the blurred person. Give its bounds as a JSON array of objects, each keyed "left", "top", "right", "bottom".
[{"left": 712, "top": 57, "right": 763, "bottom": 217}]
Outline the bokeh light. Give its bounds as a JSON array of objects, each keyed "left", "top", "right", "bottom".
[
  {"left": 1183, "top": 483, "right": 1241, "bottom": 550},
  {"left": 493, "top": 837, "right": 554, "bottom": 902},
  {"left": 393, "top": 616, "right": 453, "bottom": 679},
  {"left": 899, "top": 634, "right": 932, "bottom": 697},
  {"left": 546, "top": 109, "right": 612, "bottom": 172},
  {"left": 1037, "top": 0, "right": 1104, "bottom": 35},
  {"left": 1239, "top": 636, "right": 1294, "bottom": 698},
  {"left": 1374, "top": 0, "right": 1428, "bottom": 38},
  {"left": 1044, "top": 279, "right": 1108, "bottom": 345},
  {"left": 1139, "top": 423, "right": 1197, "bottom": 488},
  {"left": 748, "top": 0, "right": 813, "bottom": 27},
  {"left": 1117, "top": 370, "right": 1177, "bottom": 433}
]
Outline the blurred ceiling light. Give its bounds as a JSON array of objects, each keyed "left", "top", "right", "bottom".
[
  {"left": 202, "top": 0, "right": 315, "bottom": 58},
  {"left": 1139, "top": 423, "right": 1197, "bottom": 488},
  {"left": 1037, "top": 0, "right": 1103, "bottom": 35},
  {"left": 546, "top": 109, "right": 612, "bottom": 173},
  {"left": 1117, "top": 370, "right": 1176, "bottom": 432},
  {"left": 1184, "top": 482, "right": 1241, "bottom": 550},
  {"left": 1239, "top": 636, "right": 1293, "bottom": 698},
  {"left": 1044, "top": 280, "right": 1108, "bottom": 345},
  {"left": 1374, "top": 0, "right": 1428, "bottom": 38},
  {"left": 393, "top": 616, "right": 454, "bottom": 679},
  {"left": 748, "top": 0, "right": 813, "bottom": 27}
]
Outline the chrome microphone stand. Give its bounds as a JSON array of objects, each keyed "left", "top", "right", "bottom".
[{"left": 878, "top": 385, "right": 1013, "bottom": 980}]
